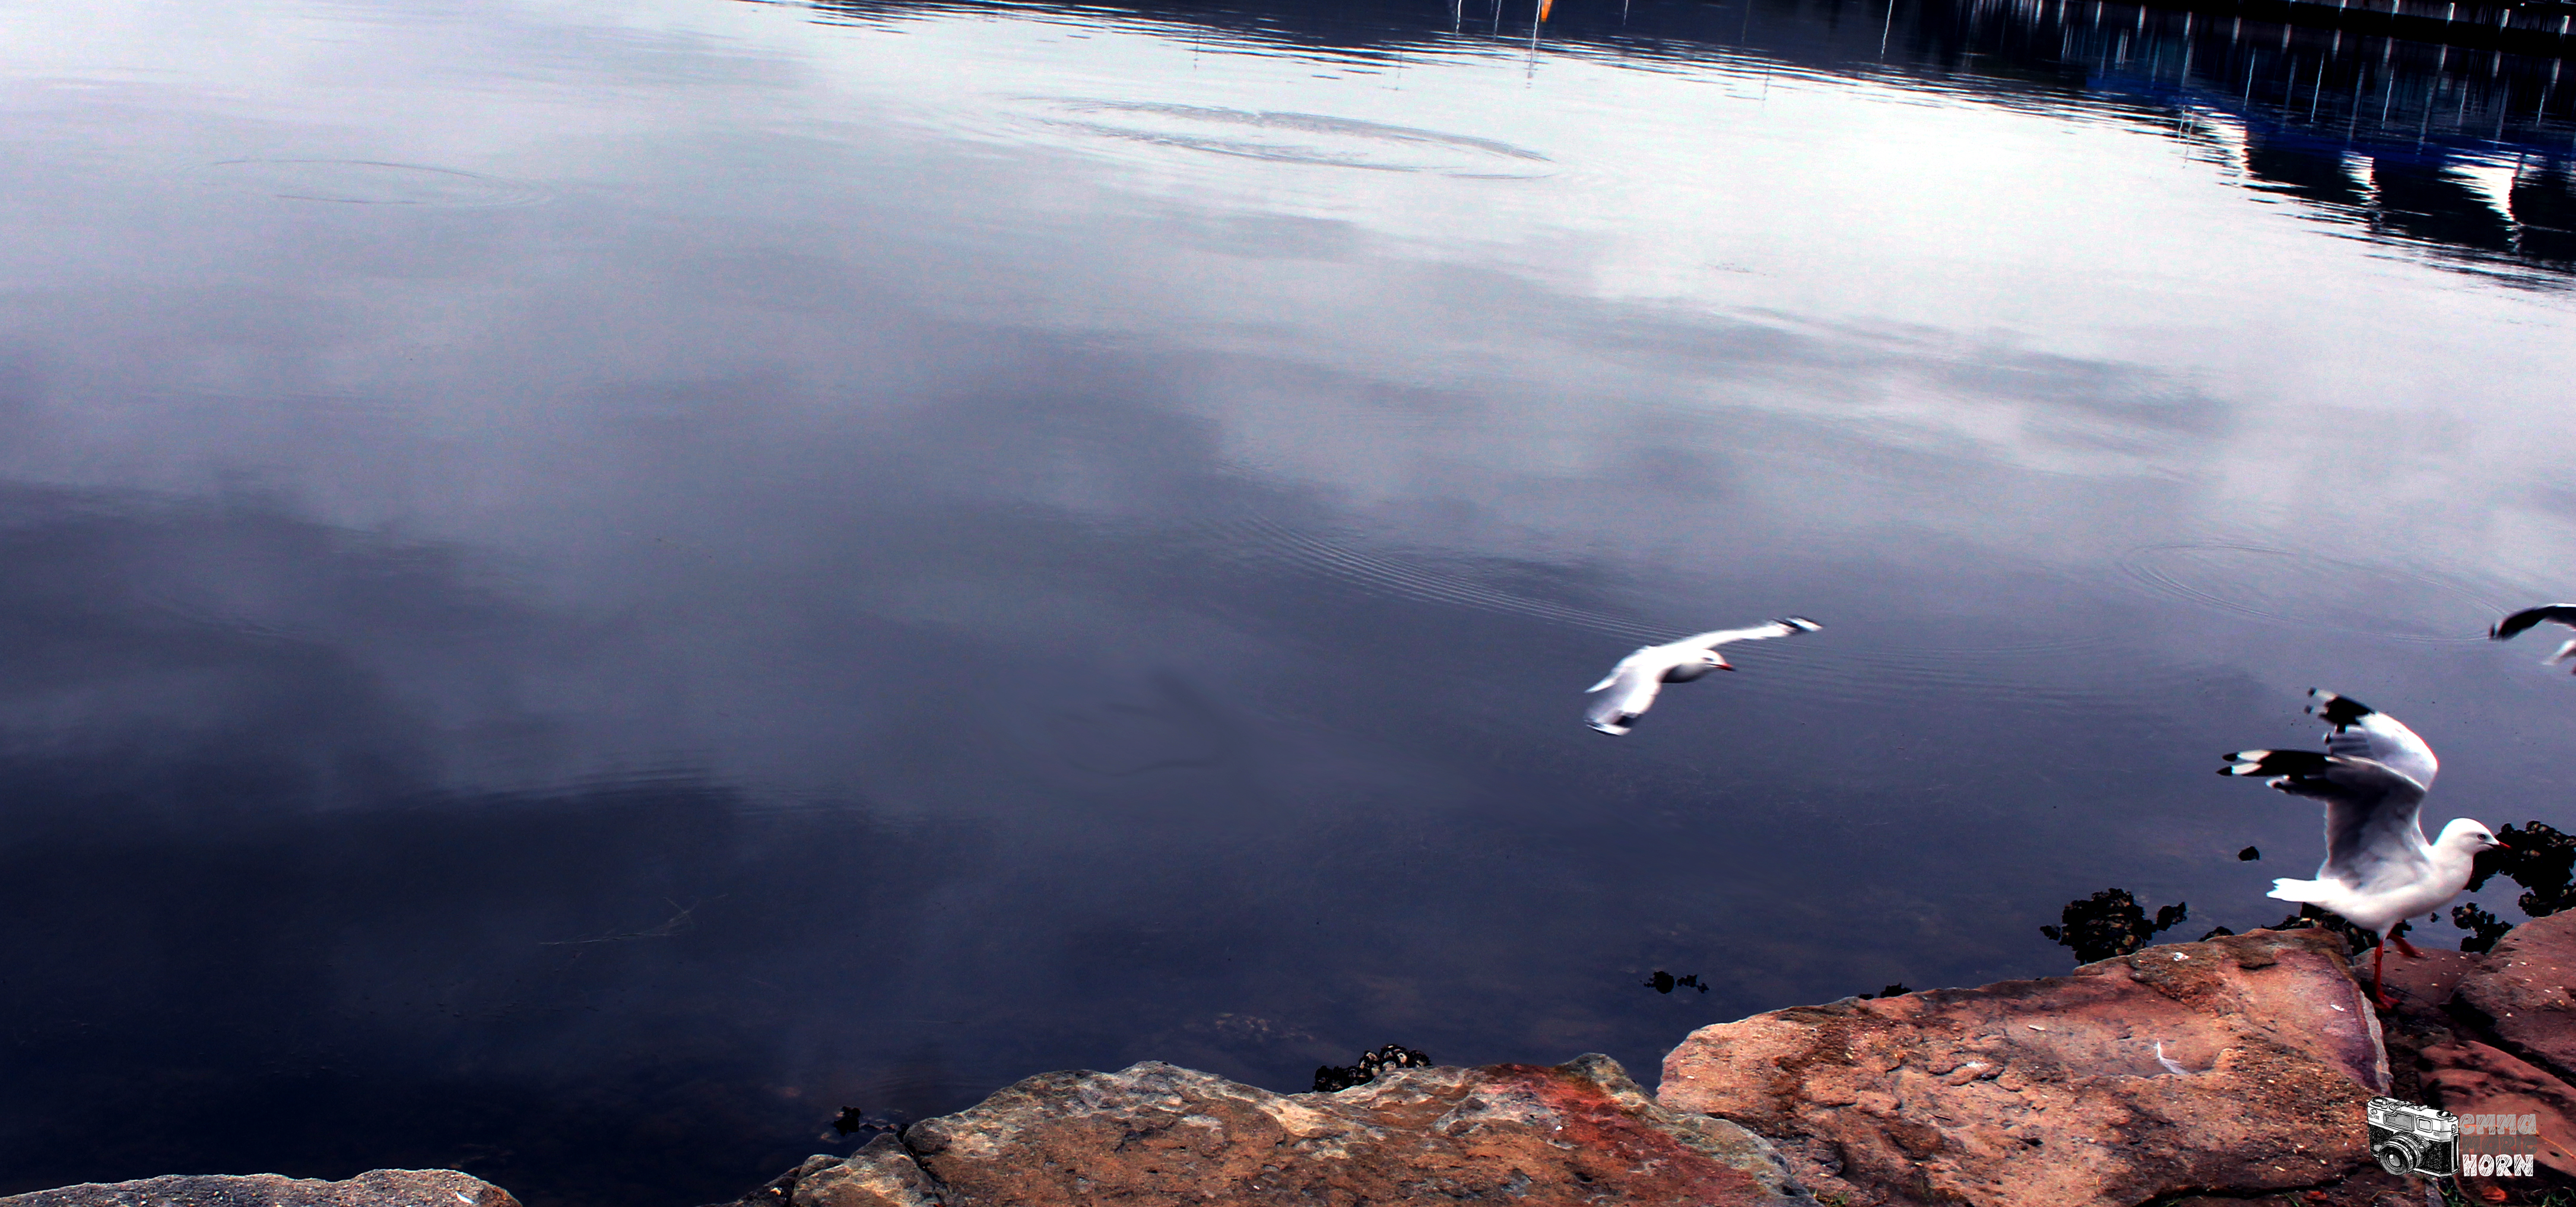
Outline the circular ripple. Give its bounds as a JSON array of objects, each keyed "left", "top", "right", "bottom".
[
  {"left": 1021, "top": 99, "right": 1553, "bottom": 178},
  {"left": 210, "top": 160, "right": 547, "bottom": 207},
  {"left": 2119, "top": 542, "right": 2508, "bottom": 644}
]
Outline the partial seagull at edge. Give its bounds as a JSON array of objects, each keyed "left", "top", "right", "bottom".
[
  {"left": 2217, "top": 690, "right": 2504, "bottom": 1008},
  {"left": 1584, "top": 617, "right": 1821, "bottom": 735},
  {"left": 2491, "top": 604, "right": 2576, "bottom": 671}
]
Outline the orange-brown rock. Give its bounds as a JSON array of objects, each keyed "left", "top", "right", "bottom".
[
  {"left": 2452, "top": 910, "right": 2576, "bottom": 1085},
  {"left": 745, "top": 1136, "right": 941, "bottom": 1207},
  {"left": 1658, "top": 927, "right": 2393, "bottom": 1207},
  {"left": 2418, "top": 1040, "right": 2576, "bottom": 1179},
  {"left": 746, "top": 1054, "right": 1814, "bottom": 1206},
  {"left": 2375, "top": 944, "right": 2476, "bottom": 1013},
  {"left": 0, "top": 1170, "right": 520, "bottom": 1207}
]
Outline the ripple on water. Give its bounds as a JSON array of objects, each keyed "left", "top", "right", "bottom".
[
  {"left": 2118, "top": 542, "right": 2511, "bottom": 644},
  {"left": 1012, "top": 98, "right": 1553, "bottom": 178},
  {"left": 1197, "top": 510, "right": 1657, "bottom": 640},
  {"left": 208, "top": 159, "right": 549, "bottom": 207},
  {"left": 1762, "top": 620, "right": 2210, "bottom": 713},
  {"left": 1192, "top": 514, "right": 2193, "bottom": 711},
  {"left": 1051, "top": 700, "right": 1226, "bottom": 777}
]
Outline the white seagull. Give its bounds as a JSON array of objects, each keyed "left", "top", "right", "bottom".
[
  {"left": 1584, "top": 617, "right": 1820, "bottom": 735},
  {"left": 2490, "top": 605, "right": 2576, "bottom": 671},
  {"left": 2219, "top": 690, "right": 2504, "bottom": 1008}
]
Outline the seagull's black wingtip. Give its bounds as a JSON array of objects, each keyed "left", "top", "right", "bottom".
[
  {"left": 2304, "top": 690, "right": 2373, "bottom": 726},
  {"left": 2219, "top": 748, "right": 2326, "bottom": 778},
  {"left": 2493, "top": 605, "right": 2576, "bottom": 641}
]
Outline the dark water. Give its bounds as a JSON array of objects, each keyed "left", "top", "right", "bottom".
[{"left": 5, "top": 0, "right": 2576, "bottom": 1200}]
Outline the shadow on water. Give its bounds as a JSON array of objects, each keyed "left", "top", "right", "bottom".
[
  {"left": 0, "top": 773, "right": 989, "bottom": 1206},
  {"left": 0, "top": 485, "right": 994, "bottom": 1205}
]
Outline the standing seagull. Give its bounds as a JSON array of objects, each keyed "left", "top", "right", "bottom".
[
  {"left": 1584, "top": 617, "right": 1820, "bottom": 735},
  {"left": 2490, "top": 605, "right": 2576, "bottom": 671},
  {"left": 2219, "top": 690, "right": 2504, "bottom": 1008}
]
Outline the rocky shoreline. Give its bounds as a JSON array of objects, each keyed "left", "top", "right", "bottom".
[{"left": 20, "top": 916, "right": 2576, "bottom": 1207}]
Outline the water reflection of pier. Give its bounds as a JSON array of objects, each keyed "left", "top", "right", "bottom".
[
  {"left": 2133, "top": 0, "right": 2574, "bottom": 52},
  {"left": 808, "top": 0, "right": 2576, "bottom": 282},
  {"left": 2235, "top": 125, "right": 2576, "bottom": 279},
  {"left": 1941, "top": 0, "right": 2576, "bottom": 282}
]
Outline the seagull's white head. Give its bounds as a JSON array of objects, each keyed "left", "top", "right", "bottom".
[
  {"left": 1660, "top": 650, "right": 1734, "bottom": 683},
  {"left": 2434, "top": 819, "right": 2506, "bottom": 856}
]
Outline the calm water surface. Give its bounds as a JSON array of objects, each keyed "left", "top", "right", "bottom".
[{"left": 5, "top": 0, "right": 2576, "bottom": 1200}]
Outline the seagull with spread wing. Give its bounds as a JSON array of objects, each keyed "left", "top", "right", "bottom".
[
  {"left": 1584, "top": 617, "right": 1820, "bottom": 735},
  {"left": 2491, "top": 605, "right": 2576, "bottom": 671},
  {"left": 2219, "top": 690, "right": 2503, "bottom": 1008}
]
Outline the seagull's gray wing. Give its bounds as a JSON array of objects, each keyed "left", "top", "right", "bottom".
[
  {"left": 1585, "top": 651, "right": 1668, "bottom": 735},
  {"left": 1584, "top": 648, "right": 1649, "bottom": 694},
  {"left": 1675, "top": 615, "right": 1823, "bottom": 649},
  {"left": 2308, "top": 691, "right": 2437, "bottom": 792},
  {"left": 2220, "top": 749, "right": 2431, "bottom": 895},
  {"left": 2493, "top": 605, "right": 2576, "bottom": 641}
]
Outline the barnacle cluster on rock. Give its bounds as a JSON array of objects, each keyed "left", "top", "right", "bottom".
[
  {"left": 1311, "top": 1044, "right": 1430, "bottom": 1092},
  {"left": 1641, "top": 970, "right": 1708, "bottom": 994},
  {"left": 2467, "top": 820, "right": 2576, "bottom": 920},
  {"left": 2041, "top": 887, "right": 2188, "bottom": 962},
  {"left": 2132, "top": 820, "right": 2576, "bottom": 961},
  {"left": 2451, "top": 903, "right": 2514, "bottom": 953}
]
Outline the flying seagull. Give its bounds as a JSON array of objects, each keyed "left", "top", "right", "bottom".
[
  {"left": 1584, "top": 617, "right": 1820, "bottom": 735},
  {"left": 2490, "top": 605, "right": 2576, "bottom": 671},
  {"left": 2219, "top": 690, "right": 2502, "bottom": 1008}
]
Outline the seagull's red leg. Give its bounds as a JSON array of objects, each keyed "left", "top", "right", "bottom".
[
  {"left": 2392, "top": 933, "right": 2423, "bottom": 958},
  {"left": 2372, "top": 941, "right": 2394, "bottom": 1010}
]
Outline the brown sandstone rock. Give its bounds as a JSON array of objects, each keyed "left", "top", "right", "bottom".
[
  {"left": 2375, "top": 945, "right": 2475, "bottom": 1014},
  {"left": 740, "top": 1053, "right": 1816, "bottom": 1207},
  {"left": 1659, "top": 928, "right": 2392, "bottom": 1207},
  {"left": 2419, "top": 1040, "right": 2576, "bottom": 1179},
  {"left": 0, "top": 1170, "right": 519, "bottom": 1207},
  {"left": 787, "top": 1136, "right": 941, "bottom": 1207},
  {"left": 2452, "top": 910, "right": 2576, "bottom": 1085},
  {"left": 906, "top": 1053, "right": 1812, "bottom": 1206}
]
